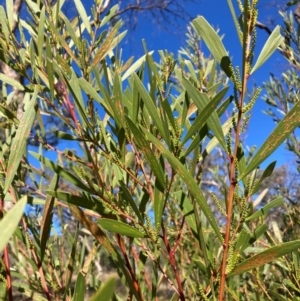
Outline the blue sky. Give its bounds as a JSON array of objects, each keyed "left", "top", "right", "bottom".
[{"left": 117, "top": 0, "right": 296, "bottom": 168}]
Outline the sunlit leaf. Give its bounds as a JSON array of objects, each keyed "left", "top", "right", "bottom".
[
  {"left": 40, "top": 174, "right": 59, "bottom": 261},
  {"left": 192, "top": 16, "right": 233, "bottom": 78},
  {"left": 100, "top": 4, "right": 118, "bottom": 27},
  {"left": 245, "top": 196, "right": 284, "bottom": 221},
  {"left": 74, "top": 0, "right": 92, "bottom": 34},
  {"left": 0, "top": 196, "right": 27, "bottom": 253},
  {"left": 239, "top": 99, "right": 300, "bottom": 180},
  {"left": 88, "top": 20, "right": 123, "bottom": 72},
  {"left": 122, "top": 52, "right": 153, "bottom": 81},
  {"left": 0, "top": 73, "right": 24, "bottom": 91},
  {"left": 6, "top": 0, "right": 13, "bottom": 31},
  {"left": 37, "top": 6, "right": 46, "bottom": 65},
  {"left": 251, "top": 26, "right": 284, "bottom": 74},
  {"left": 229, "top": 240, "right": 300, "bottom": 276},
  {"left": 4, "top": 89, "right": 37, "bottom": 194}
]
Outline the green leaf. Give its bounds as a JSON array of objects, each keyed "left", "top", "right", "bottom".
[
  {"left": 46, "top": 39, "right": 54, "bottom": 100},
  {"left": 88, "top": 20, "right": 123, "bottom": 72},
  {"left": 180, "top": 83, "right": 229, "bottom": 147},
  {"left": 132, "top": 73, "right": 167, "bottom": 142},
  {"left": 29, "top": 152, "right": 94, "bottom": 193},
  {"left": 122, "top": 52, "right": 153, "bottom": 81},
  {"left": 69, "top": 205, "right": 116, "bottom": 256},
  {"left": 78, "top": 77, "right": 109, "bottom": 112},
  {"left": 0, "top": 7, "right": 9, "bottom": 42},
  {"left": 40, "top": 174, "right": 59, "bottom": 261},
  {"left": 141, "top": 127, "right": 222, "bottom": 241},
  {"left": 55, "top": 131, "right": 85, "bottom": 141},
  {"left": 182, "top": 77, "right": 228, "bottom": 149},
  {"left": 48, "top": 22, "right": 80, "bottom": 66},
  {"left": 251, "top": 161, "right": 276, "bottom": 195},
  {"left": 228, "top": 240, "right": 300, "bottom": 277},
  {"left": 63, "top": 224, "right": 79, "bottom": 300},
  {"left": 0, "top": 196, "right": 27, "bottom": 253},
  {"left": 226, "top": 0, "right": 242, "bottom": 45},
  {"left": 268, "top": 291, "right": 287, "bottom": 301},
  {"left": 100, "top": 4, "right": 118, "bottom": 27},
  {"left": 74, "top": 0, "right": 92, "bottom": 34},
  {"left": 46, "top": 190, "right": 108, "bottom": 214},
  {"left": 154, "top": 179, "right": 164, "bottom": 230},
  {"left": 37, "top": 6, "right": 46, "bottom": 65},
  {"left": 72, "top": 272, "right": 86, "bottom": 301},
  {"left": 119, "top": 182, "right": 144, "bottom": 224},
  {"left": 6, "top": 0, "right": 13, "bottom": 31},
  {"left": 245, "top": 196, "right": 284, "bottom": 221},
  {"left": 89, "top": 276, "right": 116, "bottom": 301},
  {"left": 239, "top": 100, "right": 300, "bottom": 180},
  {"left": 126, "top": 117, "right": 166, "bottom": 190},
  {"left": 98, "top": 219, "right": 145, "bottom": 238},
  {"left": 192, "top": 16, "right": 233, "bottom": 78},
  {"left": 4, "top": 89, "right": 37, "bottom": 194},
  {"left": 251, "top": 26, "right": 284, "bottom": 74},
  {"left": 60, "top": 13, "right": 80, "bottom": 49},
  {"left": 112, "top": 73, "right": 125, "bottom": 129},
  {"left": 0, "top": 73, "right": 24, "bottom": 91}
]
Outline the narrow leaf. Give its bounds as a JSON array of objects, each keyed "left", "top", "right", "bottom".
[
  {"left": 29, "top": 152, "right": 94, "bottom": 193},
  {"left": 40, "top": 174, "right": 59, "bottom": 261},
  {"left": 46, "top": 190, "right": 112, "bottom": 218},
  {"left": 126, "top": 117, "right": 165, "bottom": 189},
  {"left": 72, "top": 272, "right": 86, "bottom": 301},
  {"left": 88, "top": 20, "right": 122, "bottom": 72},
  {"left": 141, "top": 127, "right": 222, "bottom": 241},
  {"left": 98, "top": 218, "right": 145, "bottom": 238},
  {"left": 245, "top": 196, "right": 284, "bottom": 221},
  {"left": 89, "top": 276, "right": 116, "bottom": 301},
  {"left": 229, "top": 240, "right": 300, "bottom": 276},
  {"left": 119, "top": 182, "right": 144, "bottom": 223},
  {"left": 64, "top": 223, "right": 80, "bottom": 299},
  {"left": 154, "top": 179, "right": 164, "bottom": 230},
  {"left": 251, "top": 26, "right": 284, "bottom": 74},
  {"left": 239, "top": 100, "right": 300, "bottom": 180},
  {"left": 6, "top": 0, "right": 13, "bottom": 30},
  {"left": 226, "top": 0, "right": 242, "bottom": 45},
  {"left": 74, "top": 0, "right": 92, "bottom": 34},
  {"left": 100, "top": 4, "right": 118, "bottom": 27},
  {"left": 132, "top": 73, "right": 167, "bottom": 142},
  {"left": 180, "top": 84, "right": 229, "bottom": 146},
  {"left": 192, "top": 16, "right": 233, "bottom": 78},
  {"left": 0, "top": 196, "right": 27, "bottom": 253},
  {"left": 0, "top": 73, "right": 24, "bottom": 91},
  {"left": 181, "top": 77, "right": 227, "bottom": 149},
  {"left": 69, "top": 205, "right": 116, "bottom": 256},
  {"left": 48, "top": 22, "right": 80, "bottom": 65},
  {"left": 122, "top": 52, "right": 153, "bottom": 81},
  {"left": 251, "top": 161, "right": 276, "bottom": 195},
  {"left": 4, "top": 90, "right": 37, "bottom": 194},
  {"left": 37, "top": 6, "right": 46, "bottom": 65}
]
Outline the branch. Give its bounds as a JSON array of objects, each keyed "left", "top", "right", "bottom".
[{"left": 255, "top": 21, "right": 272, "bottom": 35}]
